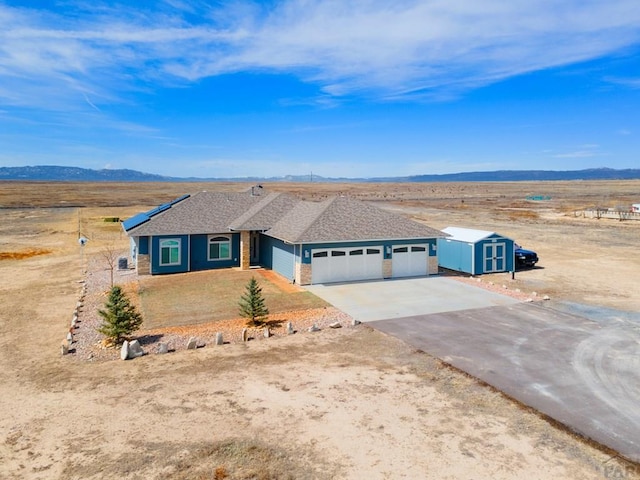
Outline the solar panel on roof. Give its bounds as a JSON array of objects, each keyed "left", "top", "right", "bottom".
[
  {"left": 122, "top": 194, "right": 190, "bottom": 232},
  {"left": 122, "top": 212, "right": 150, "bottom": 231}
]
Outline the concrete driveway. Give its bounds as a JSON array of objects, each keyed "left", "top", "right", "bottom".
[
  {"left": 370, "top": 302, "right": 640, "bottom": 463},
  {"left": 305, "top": 276, "right": 520, "bottom": 322}
]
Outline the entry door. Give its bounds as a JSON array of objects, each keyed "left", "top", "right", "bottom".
[
  {"left": 250, "top": 232, "right": 260, "bottom": 264},
  {"left": 484, "top": 243, "right": 505, "bottom": 272}
]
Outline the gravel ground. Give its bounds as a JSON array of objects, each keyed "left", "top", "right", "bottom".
[{"left": 69, "top": 252, "right": 355, "bottom": 362}]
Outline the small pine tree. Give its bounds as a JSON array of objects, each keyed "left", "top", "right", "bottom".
[
  {"left": 238, "top": 276, "right": 269, "bottom": 327},
  {"left": 97, "top": 285, "right": 143, "bottom": 345}
]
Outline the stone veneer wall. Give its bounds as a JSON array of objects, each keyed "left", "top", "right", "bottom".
[
  {"left": 383, "top": 259, "right": 392, "bottom": 278},
  {"left": 240, "top": 231, "right": 250, "bottom": 270},
  {"left": 296, "top": 262, "right": 312, "bottom": 285},
  {"left": 428, "top": 256, "right": 439, "bottom": 275},
  {"left": 137, "top": 254, "right": 150, "bottom": 275}
]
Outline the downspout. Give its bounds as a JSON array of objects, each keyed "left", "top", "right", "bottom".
[
  {"left": 470, "top": 242, "right": 475, "bottom": 275},
  {"left": 293, "top": 244, "right": 297, "bottom": 283}
]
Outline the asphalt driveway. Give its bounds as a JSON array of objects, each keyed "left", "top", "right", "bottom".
[
  {"left": 370, "top": 302, "right": 640, "bottom": 463},
  {"left": 305, "top": 276, "right": 520, "bottom": 322}
]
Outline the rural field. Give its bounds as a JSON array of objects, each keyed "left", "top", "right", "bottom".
[{"left": 1, "top": 180, "right": 639, "bottom": 479}]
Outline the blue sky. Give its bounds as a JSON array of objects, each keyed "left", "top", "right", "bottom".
[{"left": 0, "top": 1, "right": 639, "bottom": 179}]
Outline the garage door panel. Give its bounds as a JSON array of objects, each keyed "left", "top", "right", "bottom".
[
  {"left": 311, "top": 246, "right": 383, "bottom": 284},
  {"left": 392, "top": 244, "right": 428, "bottom": 278}
]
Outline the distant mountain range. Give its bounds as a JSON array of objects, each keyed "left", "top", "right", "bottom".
[{"left": 1, "top": 165, "right": 640, "bottom": 182}]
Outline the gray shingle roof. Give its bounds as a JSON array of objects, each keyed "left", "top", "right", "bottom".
[
  {"left": 125, "top": 190, "right": 444, "bottom": 242},
  {"left": 229, "top": 192, "right": 300, "bottom": 231},
  {"left": 126, "top": 191, "right": 266, "bottom": 236},
  {"left": 266, "top": 196, "right": 444, "bottom": 243}
]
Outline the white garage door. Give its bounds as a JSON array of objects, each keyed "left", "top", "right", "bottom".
[
  {"left": 392, "top": 245, "right": 428, "bottom": 278},
  {"left": 312, "top": 246, "right": 383, "bottom": 284}
]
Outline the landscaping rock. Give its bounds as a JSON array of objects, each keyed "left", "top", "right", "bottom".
[
  {"left": 241, "top": 328, "right": 248, "bottom": 342},
  {"left": 351, "top": 319, "right": 361, "bottom": 326},
  {"left": 61, "top": 342, "right": 69, "bottom": 355},
  {"left": 308, "top": 324, "right": 320, "bottom": 332},
  {"left": 264, "top": 327, "right": 270, "bottom": 338},
  {"left": 186, "top": 337, "right": 197, "bottom": 350},
  {"left": 66, "top": 331, "right": 73, "bottom": 344},
  {"left": 215, "top": 332, "right": 224, "bottom": 345},
  {"left": 543, "top": 295, "right": 551, "bottom": 301},
  {"left": 157, "top": 343, "right": 169, "bottom": 354},
  {"left": 120, "top": 340, "right": 130, "bottom": 360},
  {"left": 329, "top": 321, "right": 342, "bottom": 329},
  {"left": 286, "top": 321, "right": 294, "bottom": 335},
  {"left": 128, "top": 340, "right": 144, "bottom": 358}
]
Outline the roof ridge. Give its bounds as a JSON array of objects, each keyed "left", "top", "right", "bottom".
[
  {"left": 229, "top": 192, "right": 282, "bottom": 230},
  {"left": 290, "top": 196, "right": 338, "bottom": 242}
]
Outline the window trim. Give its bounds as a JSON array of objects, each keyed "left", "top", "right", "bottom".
[
  {"left": 159, "top": 238, "right": 181, "bottom": 266},
  {"left": 208, "top": 235, "right": 231, "bottom": 261}
]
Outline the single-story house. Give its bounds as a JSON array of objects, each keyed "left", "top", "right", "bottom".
[
  {"left": 437, "top": 227, "right": 515, "bottom": 275},
  {"left": 122, "top": 189, "right": 445, "bottom": 285}
]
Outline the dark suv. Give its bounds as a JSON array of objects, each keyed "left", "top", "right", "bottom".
[{"left": 515, "top": 244, "right": 538, "bottom": 269}]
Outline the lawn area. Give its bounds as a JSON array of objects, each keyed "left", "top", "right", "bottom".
[{"left": 137, "top": 268, "right": 329, "bottom": 329}]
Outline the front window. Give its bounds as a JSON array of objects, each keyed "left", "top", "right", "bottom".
[
  {"left": 208, "top": 235, "right": 231, "bottom": 261},
  {"left": 159, "top": 239, "right": 180, "bottom": 265}
]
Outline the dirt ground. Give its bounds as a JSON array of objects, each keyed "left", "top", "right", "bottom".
[{"left": 1, "top": 181, "right": 639, "bottom": 479}]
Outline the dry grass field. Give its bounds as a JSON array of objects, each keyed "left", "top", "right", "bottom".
[{"left": 1, "top": 180, "right": 639, "bottom": 479}]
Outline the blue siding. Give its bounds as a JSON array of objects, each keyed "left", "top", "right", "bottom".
[
  {"left": 138, "top": 236, "right": 149, "bottom": 255},
  {"left": 189, "top": 233, "right": 240, "bottom": 271},
  {"left": 150, "top": 235, "right": 189, "bottom": 274},
  {"left": 438, "top": 239, "right": 474, "bottom": 273},
  {"left": 271, "top": 239, "right": 295, "bottom": 280}
]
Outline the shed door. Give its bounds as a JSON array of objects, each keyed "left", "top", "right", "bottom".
[
  {"left": 484, "top": 243, "right": 505, "bottom": 273},
  {"left": 392, "top": 245, "right": 428, "bottom": 278},
  {"left": 311, "top": 246, "right": 383, "bottom": 284}
]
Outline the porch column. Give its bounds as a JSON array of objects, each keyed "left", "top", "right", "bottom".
[{"left": 240, "top": 231, "right": 250, "bottom": 270}]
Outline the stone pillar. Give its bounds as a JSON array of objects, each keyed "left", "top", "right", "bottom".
[
  {"left": 428, "top": 256, "right": 439, "bottom": 275},
  {"left": 240, "top": 231, "right": 250, "bottom": 270},
  {"left": 137, "top": 253, "right": 150, "bottom": 275},
  {"left": 383, "top": 259, "right": 392, "bottom": 278},
  {"left": 296, "top": 262, "right": 312, "bottom": 285}
]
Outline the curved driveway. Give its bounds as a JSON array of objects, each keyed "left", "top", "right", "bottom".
[{"left": 306, "top": 277, "right": 640, "bottom": 462}]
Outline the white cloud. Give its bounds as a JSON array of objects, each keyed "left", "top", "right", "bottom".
[
  {"left": 0, "top": 0, "right": 639, "bottom": 111},
  {"left": 552, "top": 144, "right": 602, "bottom": 158}
]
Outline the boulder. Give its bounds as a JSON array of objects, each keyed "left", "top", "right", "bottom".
[
  {"left": 186, "top": 337, "right": 198, "bottom": 350},
  {"left": 66, "top": 331, "right": 73, "bottom": 344},
  {"left": 264, "top": 327, "right": 270, "bottom": 338},
  {"left": 120, "top": 340, "right": 130, "bottom": 360},
  {"left": 286, "top": 322, "right": 294, "bottom": 335},
  {"left": 128, "top": 340, "right": 144, "bottom": 358},
  {"left": 61, "top": 342, "right": 69, "bottom": 355},
  {"left": 329, "top": 321, "right": 342, "bottom": 329},
  {"left": 308, "top": 324, "right": 320, "bottom": 332},
  {"left": 241, "top": 328, "right": 248, "bottom": 342},
  {"left": 351, "top": 319, "right": 361, "bottom": 326},
  {"left": 215, "top": 332, "right": 224, "bottom": 345},
  {"left": 543, "top": 295, "right": 551, "bottom": 301},
  {"left": 157, "top": 343, "right": 169, "bottom": 354}
]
